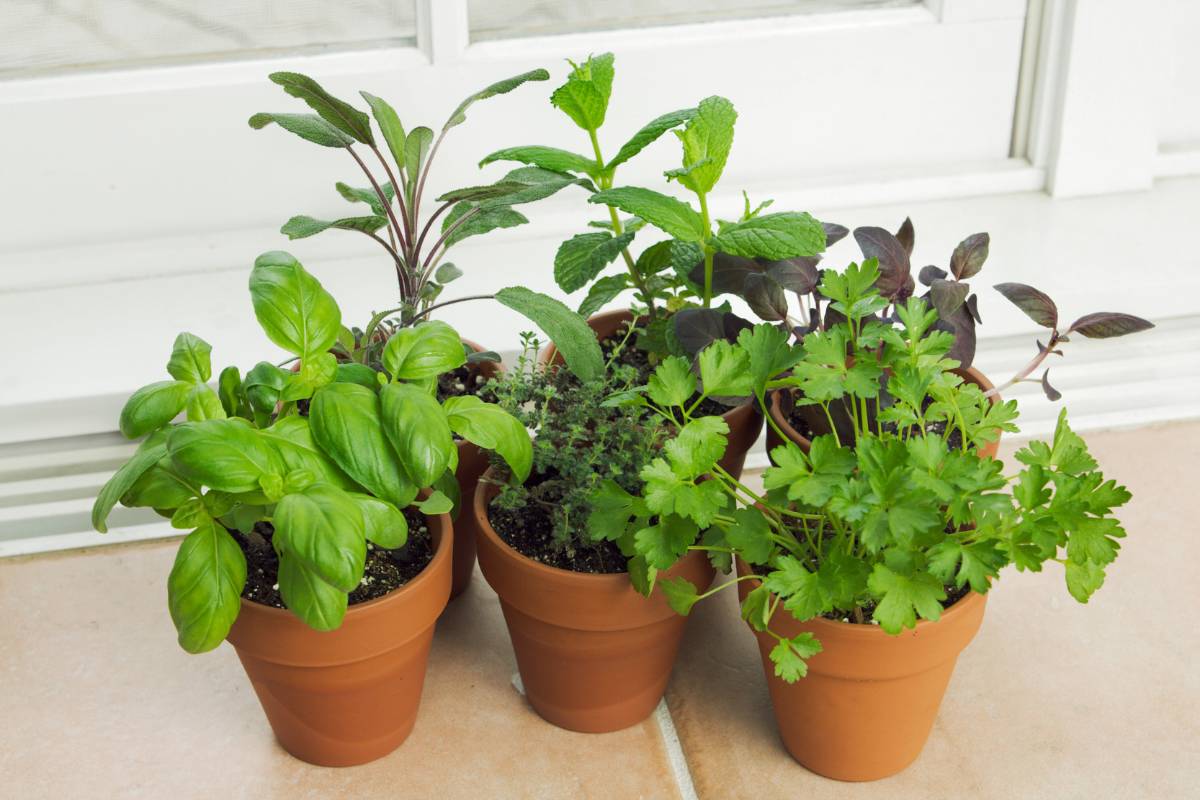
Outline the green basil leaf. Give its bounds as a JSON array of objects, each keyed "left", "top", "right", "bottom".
[
  {"left": 168, "top": 419, "right": 285, "bottom": 494},
  {"left": 260, "top": 415, "right": 359, "bottom": 491},
  {"left": 277, "top": 554, "right": 347, "bottom": 631},
  {"left": 281, "top": 352, "right": 337, "bottom": 402},
  {"left": 380, "top": 382, "right": 455, "bottom": 487},
  {"left": 348, "top": 492, "right": 408, "bottom": 549},
  {"left": 309, "top": 382, "right": 417, "bottom": 509},
  {"left": 167, "top": 332, "right": 212, "bottom": 383},
  {"left": 93, "top": 432, "right": 170, "bottom": 532},
  {"left": 185, "top": 384, "right": 227, "bottom": 422},
  {"left": 249, "top": 251, "right": 342, "bottom": 359},
  {"left": 217, "top": 366, "right": 248, "bottom": 419},
  {"left": 167, "top": 520, "right": 247, "bottom": 653},
  {"left": 416, "top": 490, "right": 454, "bottom": 515},
  {"left": 335, "top": 362, "right": 381, "bottom": 391},
  {"left": 118, "top": 381, "right": 191, "bottom": 439},
  {"left": 273, "top": 483, "right": 366, "bottom": 592},
  {"left": 382, "top": 320, "right": 466, "bottom": 381},
  {"left": 121, "top": 455, "right": 196, "bottom": 511},
  {"left": 443, "top": 396, "right": 532, "bottom": 482},
  {"left": 244, "top": 361, "right": 291, "bottom": 415}
]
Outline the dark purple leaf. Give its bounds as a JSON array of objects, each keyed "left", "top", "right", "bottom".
[
  {"left": 723, "top": 311, "right": 754, "bottom": 341},
  {"left": 743, "top": 273, "right": 789, "bottom": 321},
  {"left": 895, "top": 217, "right": 915, "bottom": 256},
  {"left": 919, "top": 265, "right": 948, "bottom": 286},
  {"left": 993, "top": 282, "right": 1058, "bottom": 329},
  {"left": 1067, "top": 312, "right": 1155, "bottom": 339},
  {"left": 765, "top": 257, "right": 820, "bottom": 294},
  {"left": 965, "top": 293, "right": 982, "bottom": 324},
  {"left": 930, "top": 279, "right": 969, "bottom": 320},
  {"left": 673, "top": 308, "right": 727, "bottom": 355},
  {"left": 935, "top": 302, "right": 977, "bottom": 370},
  {"left": 1040, "top": 369, "right": 1061, "bottom": 401},
  {"left": 690, "top": 251, "right": 758, "bottom": 296},
  {"left": 950, "top": 233, "right": 989, "bottom": 280},
  {"left": 854, "top": 226, "right": 911, "bottom": 298},
  {"left": 823, "top": 222, "right": 849, "bottom": 248}
]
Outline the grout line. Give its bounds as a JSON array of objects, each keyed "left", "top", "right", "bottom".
[{"left": 654, "top": 699, "right": 700, "bottom": 800}]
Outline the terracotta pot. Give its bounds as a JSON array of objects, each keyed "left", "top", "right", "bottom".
[
  {"left": 735, "top": 559, "right": 986, "bottom": 781},
  {"left": 225, "top": 509, "right": 453, "bottom": 766},
  {"left": 449, "top": 339, "right": 503, "bottom": 599},
  {"left": 766, "top": 366, "right": 1002, "bottom": 460},
  {"left": 540, "top": 308, "right": 763, "bottom": 479},
  {"left": 474, "top": 473, "right": 714, "bottom": 732}
]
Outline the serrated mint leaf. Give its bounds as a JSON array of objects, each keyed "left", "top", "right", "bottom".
[
  {"left": 711, "top": 212, "right": 827, "bottom": 260},
  {"left": 550, "top": 53, "right": 614, "bottom": 131},
  {"left": 607, "top": 108, "right": 696, "bottom": 170},
  {"left": 554, "top": 230, "right": 635, "bottom": 293},
  {"left": 589, "top": 187, "right": 704, "bottom": 242},
  {"left": 578, "top": 274, "right": 630, "bottom": 317},
  {"left": 672, "top": 96, "right": 736, "bottom": 195}
]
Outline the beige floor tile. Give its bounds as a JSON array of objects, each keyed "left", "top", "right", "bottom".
[
  {"left": 668, "top": 422, "right": 1200, "bottom": 799},
  {"left": 0, "top": 544, "right": 682, "bottom": 799}
]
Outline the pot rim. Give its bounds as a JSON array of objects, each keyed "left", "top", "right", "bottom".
[
  {"left": 767, "top": 365, "right": 1000, "bottom": 451},
  {"left": 237, "top": 505, "right": 454, "bottom": 623},
  {"left": 473, "top": 470, "right": 644, "bottom": 586},
  {"left": 736, "top": 556, "right": 987, "bottom": 639}
]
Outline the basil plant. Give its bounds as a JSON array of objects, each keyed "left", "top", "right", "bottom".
[{"left": 92, "top": 251, "right": 532, "bottom": 653}]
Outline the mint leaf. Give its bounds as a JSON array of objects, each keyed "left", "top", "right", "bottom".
[
  {"left": 711, "top": 212, "right": 826, "bottom": 260},
  {"left": 550, "top": 53, "right": 614, "bottom": 131},
  {"left": 607, "top": 108, "right": 696, "bottom": 170},
  {"left": 589, "top": 187, "right": 705, "bottom": 242},
  {"left": 673, "top": 95, "right": 736, "bottom": 195},
  {"left": 578, "top": 274, "right": 630, "bottom": 317}
]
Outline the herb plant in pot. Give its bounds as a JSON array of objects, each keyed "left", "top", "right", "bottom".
[
  {"left": 251, "top": 68, "right": 586, "bottom": 596},
  {"left": 92, "top": 252, "right": 532, "bottom": 766},
  {"left": 599, "top": 259, "right": 1149, "bottom": 780},
  {"left": 481, "top": 52, "right": 827, "bottom": 478},
  {"left": 472, "top": 329, "right": 714, "bottom": 733}
]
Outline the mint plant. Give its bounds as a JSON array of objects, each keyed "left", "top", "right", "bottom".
[
  {"left": 92, "top": 252, "right": 532, "bottom": 653},
  {"left": 480, "top": 53, "right": 827, "bottom": 356},
  {"left": 592, "top": 259, "right": 1135, "bottom": 681},
  {"left": 250, "top": 69, "right": 588, "bottom": 331}
]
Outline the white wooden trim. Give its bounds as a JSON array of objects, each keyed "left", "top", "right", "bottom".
[
  {"left": 1155, "top": 143, "right": 1200, "bottom": 179},
  {"left": 417, "top": 0, "right": 469, "bottom": 64}
]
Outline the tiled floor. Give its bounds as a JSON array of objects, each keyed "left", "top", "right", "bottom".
[{"left": 1, "top": 423, "right": 1197, "bottom": 799}]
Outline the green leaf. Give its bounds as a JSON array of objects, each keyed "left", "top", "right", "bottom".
[
  {"left": 673, "top": 95, "right": 736, "bottom": 195},
  {"left": 665, "top": 415, "right": 729, "bottom": 479},
  {"left": 260, "top": 415, "right": 358, "bottom": 491},
  {"left": 380, "top": 382, "right": 455, "bottom": 487},
  {"left": 550, "top": 53, "right": 614, "bottom": 131},
  {"left": 167, "top": 332, "right": 212, "bottom": 383},
  {"left": 494, "top": 286, "right": 604, "bottom": 382},
  {"left": 818, "top": 549, "right": 870, "bottom": 609},
  {"left": 93, "top": 434, "right": 170, "bottom": 532},
  {"left": 741, "top": 584, "right": 773, "bottom": 631},
  {"left": 764, "top": 555, "right": 831, "bottom": 621},
  {"left": 698, "top": 339, "right": 753, "bottom": 397},
  {"left": 587, "top": 479, "right": 640, "bottom": 542},
  {"left": 660, "top": 576, "right": 701, "bottom": 616},
  {"left": 274, "top": 483, "right": 366, "bottom": 592},
  {"left": 737, "top": 324, "right": 801, "bottom": 401},
  {"left": 435, "top": 262, "right": 463, "bottom": 284},
  {"left": 167, "top": 520, "right": 247, "bottom": 653},
  {"left": 243, "top": 361, "right": 291, "bottom": 417},
  {"left": 248, "top": 112, "right": 353, "bottom": 148},
  {"left": 634, "top": 515, "right": 698, "bottom": 570},
  {"left": 349, "top": 492, "right": 408, "bottom": 549},
  {"left": 119, "top": 381, "right": 191, "bottom": 439},
  {"left": 770, "top": 633, "right": 822, "bottom": 682},
  {"left": 443, "top": 395, "right": 532, "bottom": 482},
  {"left": 382, "top": 320, "right": 466, "bottom": 381},
  {"left": 359, "top": 91, "right": 406, "bottom": 170},
  {"left": 403, "top": 126, "right": 434, "bottom": 195},
  {"left": 441, "top": 201, "right": 528, "bottom": 248},
  {"left": 1067, "top": 517, "right": 1124, "bottom": 566},
  {"left": 578, "top": 274, "right": 630, "bottom": 317},
  {"left": 268, "top": 71, "right": 373, "bottom": 144},
  {"left": 417, "top": 490, "right": 454, "bottom": 515},
  {"left": 867, "top": 564, "right": 947, "bottom": 634},
  {"left": 641, "top": 458, "right": 727, "bottom": 527},
  {"left": 309, "top": 382, "right": 417, "bottom": 509},
  {"left": 277, "top": 554, "right": 347, "bottom": 631},
  {"left": 485, "top": 166, "right": 590, "bottom": 207},
  {"left": 480, "top": 145, "right": 597, "bottom": 175},
  {"left": 121, "top": 455, "right": 195, "bottom": 511},
  {"left": 249, "top": 251, "right": 342, "bottom": 359},
  {"left": 554, "top": 231, "right": 633, "bottom": 294},
  {"left": 589, "top": 187, "right": 704, "bottom": 242},
  {"left": 628, "top": 554, "right": 657, "bottom": 596},
  {"left": 647, "top": 356, "right": 697, "bottom": 407},
  {"left": 168, "top": 419, "right": 284, "bottom": 494},
  {"left": 607, "top": 108, "right": 696, "bottom": 171},
  {"left": 1065, "top": 559, "right": 1107, "bottom": 603},
  {"left": 281, "top": 352, "right": 337, "bottom": 402},
  {"left": 217, "top": 366, "right": 247, "bottom": 418},
  {"left": 711, "top": 212, "right": 827, "bottom": 260},
  {"left": 445, "top": 68, "right": 550, "bottom": 131},
  {"left": 723, "top": 507, "right": 773, "bottom": 565},
  {"left": 334, "top": 181, "right": 394, "bottom": 216},
  {"left": 280, "top": 214, "right": 387, "bottom": 240},
  {"left": 185, "top": 384, "right": 226, "bottom": 422}
]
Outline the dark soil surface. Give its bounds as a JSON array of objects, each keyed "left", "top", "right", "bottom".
[
  {"left": 235, "top": 507, "right": 433, "bottom": 609},
  {"left": 785, "top": 403, "right": 819, "bottom": 442},
  {"left": 487, "top": 475, "right": 628, "bottom": 575},
  {"left": 601, "top": 321, "right": 745, "bottom": 420},
  {"left": 819, "top": 582, "right": 972, "bottom": 625},
  {"left": 436, "top": 363, "right": 491, "bottom": 401}
]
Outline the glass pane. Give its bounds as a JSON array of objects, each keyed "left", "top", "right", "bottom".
[
  {"left": 1, "top": 0, "right": 417, "bottom": 79},
  {"left": 469, "top": 0, "right": 919, "bottom": 41}
]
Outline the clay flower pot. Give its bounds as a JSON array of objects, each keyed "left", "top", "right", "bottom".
[
  {"left": 225, "top": 509, "right": 453, "bottom": 767},
  {"left": 736, "top": 559, "right": 987, "bottom": 781},
  {"left": 474, "top": 474, "right": 714, "bottom": 732},
  {"left": 450, "top": 339, "right": 503, "bottom": 598},
  {"left": 766, "top": 366, "right": 1003, "bottom": 460},
  {"left": 540, "top": 308, "right": 763, "bottom": 479}
]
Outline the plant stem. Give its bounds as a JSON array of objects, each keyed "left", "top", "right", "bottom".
[
  {"left": 346, "top": 145, "right": 409, "bottom": 295},
  {"left": 368, "top": 144, "right": 410, "bottom": 252},
  {"left": 985, "top": 332, "right": 1059, "bottom": 397},
  {"left": 698, "top": 191, "right": 713, "bottom": 307},
  {"left": 406, "top": 294, "right": 495, "bottom": 324}
]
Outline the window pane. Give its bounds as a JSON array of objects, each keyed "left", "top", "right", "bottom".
[
  {"left": 469, "top": 0, "right": 919, "bottom": 41},
  {"left": 1, "top": 0, "right": 416, "bottom": 79}
]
